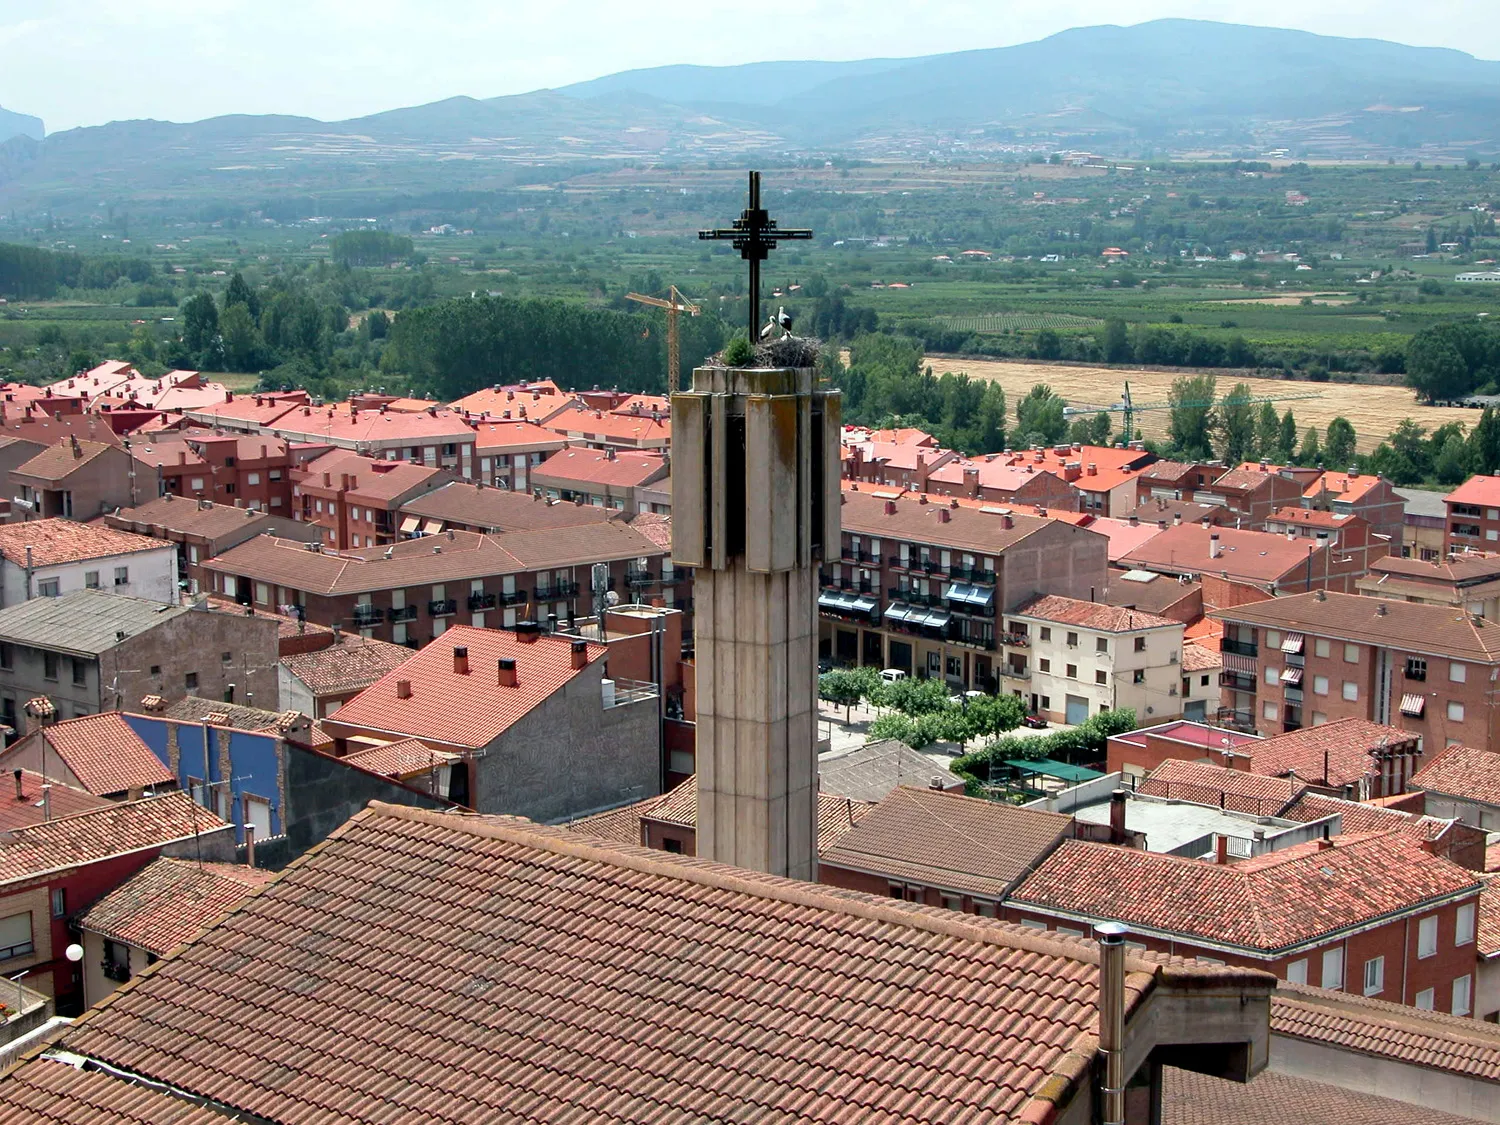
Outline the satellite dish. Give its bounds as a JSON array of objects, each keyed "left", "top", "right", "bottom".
[{"left": 605, "top": 591, "right": 620, "bottom": 607}]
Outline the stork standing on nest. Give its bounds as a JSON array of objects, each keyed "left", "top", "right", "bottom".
[{"left": 760, "top": 305, "right": 794, "bottom": 340}]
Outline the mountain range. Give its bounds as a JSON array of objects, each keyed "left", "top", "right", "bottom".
[
  {"left": 3, "top": 20, "right": 1500, "bottom": 213},
  {"left": 0, "top": 106, "right": 43, "bottom": 144}
]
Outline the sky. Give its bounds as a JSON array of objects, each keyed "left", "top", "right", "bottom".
[{"left": 2, "top": 0, "right": 1499, "bottom": 132}]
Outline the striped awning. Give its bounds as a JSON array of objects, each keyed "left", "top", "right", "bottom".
[
  {"left": 399, "top": 516, "right": 420, "bottom": 534},
  {"left": 884, "top": 602, "right": 915, "bottom": 623},
  {"left": 1281, "top": 633, "right": 1304, "bottom": 654},
  {"left": 1400, "top": 692, "right": 1426, "bottom": 717},
  {"left": 420, "top": 519, "right": 444, "bottom": 535},
  {"left": 1280, "top": 667, "right": 1303, "bottom": 685}
]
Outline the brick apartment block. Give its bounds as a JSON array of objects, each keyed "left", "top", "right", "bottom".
[{"left": 1443, "top": 474, "right": 1500, "bottom": 554}]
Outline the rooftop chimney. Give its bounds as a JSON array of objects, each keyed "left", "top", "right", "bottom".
[
  {"left": 395, "top": 679, "right": 411, "bottom": 699},
  {"left": 11, "top": 770, "right": 20, "bottom": 801},
  {"left": 515, "top": 620, "right": 541, "bottom": 643},
  {"left": 937, "top": 508, "right": 950, "bottom": 523},
  {"left": 570, "top": 640, "right": 589, "bottom": 670},
  {"left": 1208, "top": 532, "right": 1221, "bottom": 559},
  {"left": 1109, "top": 789, "right": 1127, "bottom": 845},
  {"left": 1128, "top": 514, "right": 1139, "bottom": 527},
  {"left": 883, "top": 500, "right": 897, "bottom": 516},
  {"left": 245, "top": 823, "right": 256, "bottom": 868},
  {"left": 453, "top": 646, "right": 470, "bottom": 675},
  {"left": 1095, "top": 922, "right": 1128, "bottom": 1125},
  {"left": 498, "top": 658, "right": 518, "bottom": 687},
  {"left": 1216, "top": 834, "right": 1229, "bottom": 864}
]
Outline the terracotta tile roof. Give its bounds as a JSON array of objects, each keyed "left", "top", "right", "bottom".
[
  {"left": 1411, "top": 743, "right": 1500, "bottom": 808},
  {"left": 1140, "top": 759, "right": 1305, "bottom": 815},
  {"left": 1217, "top": 592, "right": 1500, "bottom": 663},
  {"left": 49, "top": 800, "right": 1231, "bottom": 1124},
  {"left": 611, "top": 394, "right": 672, "bottom": 417},
  {"left": 342, "top": 738, "right": 457, "bottom": 779},
  {"left": 280, "top": 635, "right": 414, "bottom": 696},
  {"left": 1369, "top": 552, "right": 1500, "bottom": 585},
  {"left": 837, "top": 488, "right": 1056, "bottom": 553},
  {"left": 294, "top": 447, "right": 447, "bottom": 503},
  {"left": 159, "top": 696, "right": 302, "bottom": 736},
  {"left": 0, "top": 1057, "right": 230, "bottom": 1124},
  {"left": 853, "top": 440, "right": 958, "bottom": 473},
  {"left": 323, "top": 626, "right": 605, "bottom": 750},
  {"left": 110, "top": 494, "right": 292, "bottom": 541},
  {"left": 398, "top": 480, "right": 625, "bottom": 532},
  {"left": 1306, "top": 470, "right": 1386, "bottom": 504},
  {"left": 532, "top": 446, "right": 669, "bottom": 488},
  {"left": 0, "top": 518, "right": 167, "bottom": 567},
  {"left": 824, "top": 785, "right": 1073, "bottom": 899},
  {"left": 629, "top": 511, "right": 672, "bottom": 549},
  {"left": 11, "top": 713, "right": 174, "bottom": 796},
  {"left": 1138, "top": 459, "right": 1199, "bottom": 484},
  {"left": 1446, "top": 475, "right": 1500, "bottom": 508},
  {"left": 469, "top": 419, "right": 568, "bottom": 454},
  {"left": 1209, "top": 467, "right": 1277, "bottom": 492},
  {"left": 269, "top": 404, "right": 475, "bottom": 444},
  {"left": 1012, "top": 832, "right": 1481, "bottom": 953},
  {"left": 1086, "top": 517, "right": 1169, "bottom": 561},
  {"left": 817, "top": 738, "right": 963, "bottom": 803},
  {"left": 0, "top": 769, "right": 109, "bottom": 830},
  {"left": 204, "top": 594, "right": 332, "bottom": 641},
  {"left": 1278, "top": 790, "right": 1458, "bottom": 844},
  {"left": 179, "top": 396, "right": 303, "bottom": 427},
  {"left": 858, "top": 425, "right": 938, "bottom": 446},
  {"left": 1180, "top": 642, "right": 1221, "bottom": 671},
  {"left": 1477, "top": 878, "right": 1500, "bottom": 958},
  {"left": 1121, "top": 523, "right": 1321, "bottom": 584},
  {"left": 1013, "top": 593, "right": 1179, "bottom": 633},
  {"left": 1266, "top": 506, "right": 1362, "bottom": 529},
  {"left": 79, "top": 856, "right": 275, "bottom": 956},
  {"left": 1272, "top": 980, "right": 1500, "bottom": 1080},
  {"left": 0, "top": 791, "right": 230, "bottom": 887},
  {"left": 1249, "top": 718, "right": 1419, "bottom": 788},
  {"left": 1162, "top": 1066, "right": 1489, "bottom": 1125},
  {"left": 11, "top": 438, "right": 116, "bottom": 482},
  {"left": 447, "top": 382, "right": 567, "bottom": 416},
  {"left": 1486, "top": 842, "right": 1500, "bottom": 874},
  {"left": 543, "top": 405, "right": 671, "bottom": 444}
]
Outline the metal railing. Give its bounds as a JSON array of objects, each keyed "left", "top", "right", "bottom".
[
  {"left": 1220, "top": 638, "right": 1259, "bottom": 658},
  {"left": 468, "top": 592, "right": 497, "bottom": 612},
  {"left": 428, "top": 599, "right": 457, "bottom": 617},
  {"left": 388, "top": 605, "right": 419, "bottom": 623},
  {"left": 626, "top": 569, "right": 655, "bottom": 587},
  {"left": 534, "top": 582, "right": 579, "bottom": 601},
  {"left": 352, "top": 606, "right": 382, "bottom": 627},
  {"left": 605, "top": 676, "right": 659, "bottom": 709}
]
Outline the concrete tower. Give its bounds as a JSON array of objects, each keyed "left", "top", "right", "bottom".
[{"left": 672, "top": 364, "right": 840, "bottom": 879}]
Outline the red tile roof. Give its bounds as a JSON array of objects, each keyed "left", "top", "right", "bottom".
[
  {"left": 1181, "top": 642, "right": 1221, "bottom": 671},
  {"left": 1266, "top": 506, "right": 1362, "bottom": 529},
  {"left": 837, "top": 488, "right": 1059, "bottom": 553},
  {"left": 543, "top": 404, "right": 671, "bottom": 444},
  {"left": 1248, "top": 718, "right": 1419, "bottom": 788},
  {"left": 322, "top": 626, "right": 605, "bottom": 750},
  {"left": 342, "top": 738, "right": 457, "bottom": 779},
  {"left": 279, "top": 635, "right": 414, "bottom": 696},
  {"left": 11, "top": 438, "right": 117, "bottom": 482},
  {"left": 1306, "top": 471, "right": 1387, "bottom": 505},
  {"left": 0, "top": 1058, "right": 229, "bottom": 1124},
  {"left": 469, "top": 419, "right": 569, "bottom": 454},
  {"left": 293, "top": 447, "right": 447, "bottom": 503},
  {"left": 1278, "top": 790, "right": 1459, "bottom": 844},
  {"left": 79, "top": 856, "right": 275, "bottom": 956},
  {"left": 1012, "top": 832, "right": 1481, "bottom": 953},
  {"left": 1013, "top": 593, "right": 1179, "bottom": 633},
  {"left": 1479, "top": 878, "right": 1500, "bottom": 958},
  {"left": 821, "top": 785, "right": 1071, "bottom": 898},
  {"left": 1217, "top": 592, "right": 1500, "bottom": 663},
  {"left": 110, "top": 495, "right": 292, "bottom": 541},
  {"left": 0, "top": 769, "right": 109, "bottom": 830},
  {"left": 532, "top": 446, "right": 668, "bottom": 488},
  {"left": 270, "top": 404, "right": 475, "bottom": 445},
  {"left": 1087, "top": 517, "right": 1169, "bottom": 561},
  {"left": 1121, "top": 523, "right": 1321, "bottom": 583},
  {"left": 11, "top": 713, "right": 174, "bottom": 796},
  {"left": 48, "top": 800, "right": 1260, "bottom": 1124},
  {"left": 1446, "top": 475, "right": 1500, "bottom": 508},
  {"left": 1162, "top": 1066, "right": 1488, "bottom": 1125},
  {"left": 0, "top": 518, "right": 167, "bottom": 567},
  {"left": 0, "top": 791, "right": 230, "bottom": 887},
  {"left": 1410, "top": 743, "right": 1500, "bottom": 808},
  {"left": 398, "top": 480, "right": 625, "bottom": 532},
  {"left": 1140, "top": 759, "right": 1304, "bottom": 815},
  {"left": 447, "top": 382, "right": 568, "bottom": 416}
]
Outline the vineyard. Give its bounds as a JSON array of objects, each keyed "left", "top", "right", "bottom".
[{"left": 934, "top": 312, "right": 1102, "bottom": 334}]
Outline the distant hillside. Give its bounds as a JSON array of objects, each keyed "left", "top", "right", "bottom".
[
  {"left": 3, "top": 20, "right": 1500, "bottom": 214},
  {"left": 0, "top": 106, "right": 42, "bottom": 143}
]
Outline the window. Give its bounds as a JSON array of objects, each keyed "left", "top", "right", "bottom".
[
  {"left": 1450, "top": 662, "right": 1468, "bottom": 684},
  {"left": 84, "top": 570, "right": 100, "bottom": 589},
  {"left": 247, "top": 472, "right": 260, "bottom": 486},
  {"left": 1285, "top": 959, "right": 1308, "bottom": 985},
  {"left": 1312, "top": 638, "right": 1330, "bottom": 658},
  {"left": 185, "top": 672, "right": 198, "bottom": 692},
  {"left": 1454, "top": 975, "right": 1473, "bottom": 1017},
  {"left": 1018, "top": 918, "right": 1048, "bottom": 930},
  {"left": 1342, "top": 681, "right": 1358, "bottom": 701},
  {"left": 1134, "top": 636, "right": 1146, "bottom": 653},
  {"left": 1415, "top": 988, "right": 1435, "bottom": 1010},
  {"left": 974, "top": 901, "right": 997, "bottom": 918},
  {"left": 37, "top": 579, "right": 59, "bottom": 598},
  {"left": 1096, "top": 637, "right": 1108, "bottom": 654},
  {"left": 1363, "top": 956, "right": 1384, "bottom": 996},
  {"left": 1262, "top": 700, "right": 1277, "bottom": 720},
  {"left": 1065, "top": 664, "right": 1078, "bottom": 679},
  {"left": 149, "top": 665, "right": 160, "bottom": 676},
  {"left": 42, "top": 652, "right": 58, "bottom": 681},
  {"left": 1320, "top": 946, "right": 1344, "bottom": 990},
  {"left": 941, "top": 895, "right": 961, "bottom": 912},
  {"left": 221, "top": 651, "right": 232, "bottom": 665},
  {"left": 255, "top": 583, "right": 270, "bottom": 606},
  {"left": 1343, "top": 644, "right": 1360, "bottom": 663},
  {"left": 269, "top": 469, "right": 282, "bottom": 481},
  {"left": 0, "top": 644, "right": 10, "bottom": 671},
  {"left": 50, "top": 889, "right": 65, "bottom": 919},
  {"left": 1066, "top": 632, "right": 1078, "bottom": 647},
  {"left": 1313, "top": 675, "right": 1329, "bottom": 696},
  {"left": 1418, "top": 915, "right": 1438, "bottom": 958},
  {"left": 102, "top": 939, "right": 130, "bottom": 983},
  {"left": 662, "top": 839, "right": 683, "bottom": 854},
  {"left": 114, "top": 566, "right": 129, "bottom": 586},
  {"left": 1406, "top": 657, "right": 1427, "bottom": 681},
  {"left": 1200, "top": 674, "right": 1210, "bottom": 686},
  {"left": 1040, "top": 696, "right": 1050, "bottom": 710},
  {"left": 1457, "top": 902, "right": 1477, "bottom": 946},
  {"left": 1266, "top": 666, "right": 1280, "bottom": 686},
  {"left": 1039, "top": 627, "right": 1051, "bottom": 642},
  {"left": 1448, "top": 701, "right": 1467, "bottom": 722},
  {"left": 1312, "top": 712, "right": 1328, "bottom": 725},
  {"left": 1265, "top": 630, "right": 1281, "bottom": 649},
  {"left": 1095, "top": 670, "right": 1107, "bottom": 685},
  {"left": 1038, "top": 658, "right": 1051, "bottom": 673},
  {"left": 70, "top": 658, "right": 85, "bottom": 687},
  {"left": 0, "top": 912, "right": 33, "bottom": 961},
  {"left": 1133, "top": 669, "right": 1146, "bottom": 684},
  {"left": 189, "top": 477, "right": 204, "bottom": 491}
]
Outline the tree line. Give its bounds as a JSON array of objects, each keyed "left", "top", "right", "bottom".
[{"left": 0, "top": 242, "right": 155, "bottom": 299}]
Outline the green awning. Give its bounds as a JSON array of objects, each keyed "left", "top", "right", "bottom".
[{"left": 1001, "top": 758, "right": 1104, "bottom": 783}]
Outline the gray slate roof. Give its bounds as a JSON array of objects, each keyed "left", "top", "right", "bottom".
[
  {"left": 0, "top": 589, "right": 187, "bottom": 656},
  {"left": 818, "top": 739, "right": 963, "bottom": 804},
  {"left": 1393, "top": 487, "right": 1448, "bottom": 520}
]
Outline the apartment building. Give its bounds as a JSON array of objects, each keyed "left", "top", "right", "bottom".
[
  {"left": 0, "top": 519, "right": 177, "bottom": 606},
  {"left": 268, "top": 402, "right": 477, "bottom": 477},
  {"left": 531, "top": 447, "right": 669, "bottom": 511},
  {"left": 541, "top": 399, "right": 671, "bottom": 451},
  {"left": 7, "top": 438, "right": 142, "bottom": 523},
  {"left": 1395, "top": 486, "right": 1448, "bottom": 560},
  {"left": 129, "top": 430, "right": 309, "bottom": 515},
  {"left": 818, "top": 489, "right": 1109, "bottom": 689},
  {"left": 290, "top": 448, "right": 451, "bottom": 551},
  {"left": 1303, "top": 470, "right": 1406, "bottom": 545},
  {"left": 1191, "top": 466, "right": 1309, "bottom": 528},
  {"left": 1443, "top": 475, "right": 1500, "bottom": 554},
  {"left": 1003, "top": 595, "right": 1187, "bottom": 725},
  {"left": 922, "top": 457, "right": 1083, "bottom": 510},
  {"left": 177, "top": 391, "right": 309, "bottom": 433},
  {"left": 1216, "top": 591, "right": 1500, "bottom": 748},
  {"left": 1357, "top": 552, "right": 1500, "bottom": 619},
  {"left": 1263, "top": 508, "right": 1387, "bottom": 578},
  {"left": 201, "top": 520, "right": 676, "bottom": 648},
  {"left": 470, "top": 420, "right": 567, "bottom": 490}
]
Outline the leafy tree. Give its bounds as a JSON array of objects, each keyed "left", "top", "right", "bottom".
[
  {"left": 180, "top": 292, "right": 219, "bottom": 354},
  {"left": 1167, "top": 373, "right": 1216, "bottom": 458},
  {"left": 880, "top": 676, "right": 952, "bottom": 717},
  {"left": 1100, "top": 318, "right": 1131, "bottom": 363},
  {"left": 1034, "top": 328, "right": 1062, "bottom": 360},
  {"left": 867, "top": 713, "right": 938, "bottom": 750},
  {"left": 218, "top": 302, "right": 261, "bottom": 372},
  {"left": 331, "top": 230, "right": 414, "bottom": 267},
  {"left": 1468, "top": 408, "right": 1500, "bottom": 475},
  {"left": 223, "top": 271, "right": 260, "bottom": 320},
  {"left": 1390, "top": 418, "right": 1431, "bottom": 480},
  {"left": 722, "top": 334, "right": 754, "bottom": 366},
  {"left": 975, "top": 383, "right": 1007, "bottom": 453},
  {"left": 965, "top": 693, "right": 1025, "bottom": 741},
  {"left": 1435, "top": 432, "right": 1470, "bottom": 485},
  {"left": 1088, "top": 411, "right": 1112, "bottom": 446},
  {"left": 1324, "top": 417, "right": 1357, "bottom": 467},
  {"left": 1015, "top": 384, "right": 1067, "bottom": 445},
  {"left": 1255, "top": 402, "right": 1280, "bottom": 462},
  {"left": 818, "top": 669, "right": 867, "bottom": 722},
  {"left": 1216, "top": 383, "right": 1257, "bottom": 465},
  {"left": 1276, "top": 410, "right": 1298, "bottom": 462},
  {"left": 1297, "top": 425, "right": 1321, "bottom": 466}
]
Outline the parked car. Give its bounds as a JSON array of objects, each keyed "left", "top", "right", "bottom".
[
  {"left": 1022, "top": 714, "right": 1049, "bottom": 729},
  {"left": 879, "top": 668, "right": 907, "bottom": 683}
]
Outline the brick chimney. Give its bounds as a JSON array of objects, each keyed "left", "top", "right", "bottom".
[
  {"left": 395, "top": 679, "right": 411, "bottom": 699},
  {"left": 937, "top": 508, "right": 950, "bottom": 523},
  {"left": 570, "top": 640, "right": 589, "bottom": 670},
  {"left": 453, "top": 646, "right": 470, "bottom": 675},
  {"left": 1109, "top": 789, "right": 1127, "bottom": 845},
  {"left": 498, "top": 658, "right": 518, "bottom": 687}
]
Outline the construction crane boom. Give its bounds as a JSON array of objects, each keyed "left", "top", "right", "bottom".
[
  {"left": 1062, "top": 381, "right": 1324, "bottom": 442},
  {"left": 625, "top": 285, "right": 700, "bottom": 394}
]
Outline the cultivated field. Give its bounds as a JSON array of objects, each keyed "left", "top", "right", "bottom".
[{"left": 925, "top": 356, "right": 1479, "bottom": 453}]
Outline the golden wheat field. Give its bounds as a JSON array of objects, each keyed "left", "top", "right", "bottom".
[{"left": 925, "top": 357, "right": 1479, "bottom": 454}]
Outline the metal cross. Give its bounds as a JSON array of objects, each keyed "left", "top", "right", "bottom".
[{"left": 699, "top": 170, "right": 812, "bottom": 340}]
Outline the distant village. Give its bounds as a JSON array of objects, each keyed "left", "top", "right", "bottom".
[{"left": 0, "top": 356, "right": 1496, "bottom": 1122}]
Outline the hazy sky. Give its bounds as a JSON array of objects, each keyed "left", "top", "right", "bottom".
[{"left": 3, "top": 0, "right": 1498, "bottom": 132}]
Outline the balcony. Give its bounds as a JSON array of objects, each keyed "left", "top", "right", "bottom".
[
  {"left": 428, "top": 599, "right": 458, "bottom": 618},
  {"left": 101, "top": 959, "right": 131, "bottom": 984},
  {"left": 626, "top": 568, "right": 655, "bottom": 588},
  {"left": 534, "top": 581, "right": 580, "bottom": 601},
  {"left": 659, "top": 571, "right": 683, "bottom": 586},
  {"left": 947, "top": 627, "right": 997, "bottom": 652},
  {"left": 1220, "top": 671, "right": 1258, "bottom": 692},
  {"left": 1450, "top": 523, "right": 1482, "bottom": 539},
  {"left": 948, "top": 565, "right": 996, "bottom": 585},
  {"left": 1216, "top": 707, "right": 1256, "bottom": 732},
  {"left": 468, "top": 592, "right": 497, "bottom": 612},
  {"left": 999, "top": 630, "right": 1029, "bottom": 647},
  {"left": 1003, "top": 664, "right": 1031, "bottom": 680},
  {"left": 887, "top": 555, "right": 909, "bottom": 570},
  {"left": 352, "top": 605, "right": 383, "bottom": 628},
  {"left": 1221, "top": 638, "right": 1259, "bottom": 658},
  {"left": 388, "top": 605, "right": 419, "bottom": 623},
  {"left": 499, "top": 590, "right": 527, "bottom": 606}
]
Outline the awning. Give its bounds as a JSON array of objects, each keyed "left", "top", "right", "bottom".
[
  {"left": 1280, "top": 667, "right": 1303, "bottom": 685},
  {"left": 884, "top": 602, "right": 914, "bottom": 623},
  {"left": 818, "top": 590, "right": 847, "bottom": 611},
  {"left": 1002, "top": 758, "right": 1105, "bottom": 783},
  {"left": 945, "top": 582, "right": 995, "bottom": 609},
  {"left": 420, "top": 519, "right": 444, "bottom": 535},
  {"left": 399, "top": 516, "right": 420, "bottom": 534},
  {"left": 850, "top": 595, "right": 879, "bottom": 614},
  {"left": 919, "top": 609, "right": 952, "bottom": 629},
  {"left": 947, "top": 582, "right": 976, "bottom": 603},
  {"left": 1400, "top": 692, "right": 1426, "bottom": 717},
  {"left": 1281, "top": 633, "right": 1305, "bottom": 654}
]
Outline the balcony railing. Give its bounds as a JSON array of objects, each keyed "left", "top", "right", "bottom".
[
  {"left": 468, "top": 592, "right": 497, "bottom": 612},
  {"left": 1000, "top": 631, "right": 1029, "bottom": 647},
  {"left": 1216, "top": 707, "right": 1256, "bottom": 732},
  {"left": 659, "top": 572, "right": 683, "bottom": 585},
  {"left": 1220, "top": 671, "right": 1258, "bottom": 692},
  {"left": 388, "top": 605, "right": 419, "bottom": 623},
  {"left": 352, "top": 605, "right": 383, "bottom": 628},
  {"left": 946, "top": 627, "right": 996, "bottom": 652},
  {"left": 626, "top": 569, "right": 655, "bottom": 587},
  {"left": 1003, "top": 665, "right": 1031, "bottom": 680},
  {"left": 534, "top": 581, "right": 579, "bottom": 601},
  {"left": 428, "top": 599, "right": 458, "bottom": 617},
  {"left": 101, "top": 959, "right": 131, "bottom": 984},
  {"left": 948, "top": 564, "right": 996, "bottom": 584},
  {"left": 888, "top": 555, "right": 908, "bottom": 570},
  {"left": 1220, "top": 638, "right": 1259, "bottom": 658},
  {"left": 499, "top": 590, "right": 527, "bottom": 606}
]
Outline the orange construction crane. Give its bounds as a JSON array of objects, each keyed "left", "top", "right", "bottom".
[{"left": 625, "top": 285, "right": 700, "bottom": 393}]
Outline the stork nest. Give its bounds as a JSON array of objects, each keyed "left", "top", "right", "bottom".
[{"left": 755, "top": 335, "right": 822, "bottom": 369}]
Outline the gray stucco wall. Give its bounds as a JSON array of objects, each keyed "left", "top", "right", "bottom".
[{"left": 471, "top": 660, "right": 660, "bottom": 822}]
